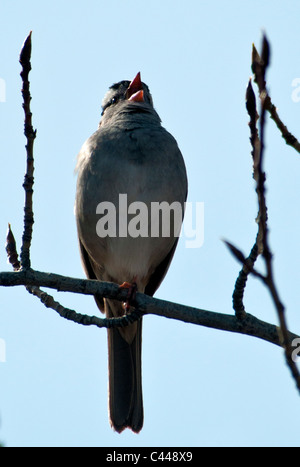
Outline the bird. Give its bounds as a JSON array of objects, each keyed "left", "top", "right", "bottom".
[{"left": 75, "top": 72, "right": 187, "bottom": 433}]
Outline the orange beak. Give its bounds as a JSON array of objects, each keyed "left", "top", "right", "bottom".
[{"left": 126, "top": 72, "right": 144, "bottom": 102}]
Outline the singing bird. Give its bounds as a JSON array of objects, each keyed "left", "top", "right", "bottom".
[{"left": 75, "top": 72, "right": 187, "bottom": 433}]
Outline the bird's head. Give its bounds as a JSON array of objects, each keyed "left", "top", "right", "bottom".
[{"left": 100, "top": 72, "right": 156, "bottom": 125}]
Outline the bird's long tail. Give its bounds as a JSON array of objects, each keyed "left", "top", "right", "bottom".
[{"left": 105, "top": 298, "right": 143, "bottom": 433}]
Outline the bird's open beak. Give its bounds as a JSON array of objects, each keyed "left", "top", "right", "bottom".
[{"left": 126, "top": 72, "right": 144, "bottom": 102}]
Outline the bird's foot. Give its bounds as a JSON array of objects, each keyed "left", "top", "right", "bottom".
[{"left": 119, "top": 281, "right": 138, "bottom": 313}]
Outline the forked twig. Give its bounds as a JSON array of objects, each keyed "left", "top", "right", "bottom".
[
  {"left": 5, "top": 225, "right": 143, "bottom": 330},
  {"left": 228, "top": 34, "right": 300, "bottom": 392},
  {"left": 252, "top": 42, "right": 300, "bottom": 154},
  {"left": 253, "top": 36, "right": 300, "bottom": 391}
]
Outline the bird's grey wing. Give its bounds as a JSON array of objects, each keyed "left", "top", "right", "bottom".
[
  {"left": 145, "top": 136, "right": 187, "bottom": 297},
  {"left": 144, "top": 236, "right": 180, "bottom": 297},
  {"left": 78, "top": 238, "right": 105, "bottom": 312}
]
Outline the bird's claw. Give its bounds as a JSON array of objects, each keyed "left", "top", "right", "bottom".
[{"left": 119, "top": 281, "right": 138, "bottom": 313}]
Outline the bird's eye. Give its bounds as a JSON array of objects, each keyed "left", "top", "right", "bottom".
[{"left": 101, "top": 95, "right": 120, "bottom": 115}]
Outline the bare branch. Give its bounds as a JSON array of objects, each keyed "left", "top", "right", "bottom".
[
  {"left": 226, "top": 34, "right": 300, "bottom": 393},
  {"left": 231, "top": 79, "right": 261, "bottom": 318},
  {"left": 19, "top": 31, "right": 36, "bottom": 269},
  {"left": 0, "top": 268, "right": 298, "bottom": 347},
  {"left": 253, "top": 34, "right": 300, "bottom": 392},
  {"left": 2, "top": 32, "right": 300, "bottom": 404}
]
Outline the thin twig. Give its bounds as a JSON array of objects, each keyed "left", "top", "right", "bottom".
[
  {"left": 252, "top": 42, "right": 300, "bottom": 154},
  {"left": 232, "top": 242, "right": 259, "bottom": 318},
  {"left": 19, "top": 31, "right": 36, "bottom": 269},
  {"left": 5, "top": 224, "right": 21, "bottom": 271},
  {"left": 26, "top": 284, "right": 143, "bottom": 329},
  {"left": 232, "top": 79, "right": 261, "bottom": 318}
]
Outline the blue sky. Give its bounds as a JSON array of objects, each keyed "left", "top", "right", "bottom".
[{"left": 1, "top": 0, "right": 300, "bottom": 447}]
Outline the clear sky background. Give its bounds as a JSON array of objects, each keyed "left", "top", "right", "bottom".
[{"left": 1, "top": 0, "right": 300, "bottom": 447}]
